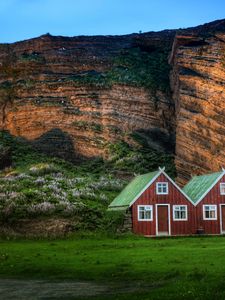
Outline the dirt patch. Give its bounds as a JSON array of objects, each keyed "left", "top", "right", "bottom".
[
  {"left": 0, "top": 279, "right": 109, "bottom": 299},
  {"left": 0, "top": 279, "right": 158, "bottom": 299},
  {"left": 0, "top": 218, "right": 76, "bottom": 238}
]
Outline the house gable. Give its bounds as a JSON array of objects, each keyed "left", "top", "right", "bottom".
[
  {"left": 108, "top": 170, "right": 160, "bottom": 210},
  {"left": 129, "top": 169, "right": 194, "bottom": 207},
  {"left": 183, "top": 170, "right": 225, "bottom": 205},
  {"left": 133, "top": 173, "right": 194, "bottom": 207},
  {"left": 132, "top": 172, "right": 195, "bottom": 236},
  {"left": 196, "top": 174, "right": 225, "bottom": 205},
  {"left": 160, "top": 170, "right": 194, "bottom": 204}
]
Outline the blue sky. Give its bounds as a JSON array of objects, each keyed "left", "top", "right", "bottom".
[{"left": 0, "top": 0, "right": 224, "bottom": 43}]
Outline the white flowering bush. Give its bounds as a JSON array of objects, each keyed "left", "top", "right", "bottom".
[
  {"left": 29, "top": 163, "right": 57, "bottom": 176},
  {"left": 27, "top": 201, "right": 56, "bottom": 215},
  {"left": 34, "top": 177, "right": 46, "bottom": 185},
  {"left": 56, "top": 200, "right": 84, "bottom": 216},
  {"left": 88, "top": 176, "right": 125, "bottom": 191},
  {"left": 99, "top": 193, "right": 108, "bottom": 202},
  {"left": 1, "top": 200, "right": 17, "bottom": 217},
  {"left": 0, "top": 191, "right": 27, "bottom": 219},
  {"left": 0, "top": 155, "right": 126, "bottom": 224},
  {"left": 16, "top": 173, "right": 32, "bottom": 179}
]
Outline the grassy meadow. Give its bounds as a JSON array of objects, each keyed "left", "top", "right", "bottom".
[{"left": 0, "top": 235, "right": 225, "bottom": 299}]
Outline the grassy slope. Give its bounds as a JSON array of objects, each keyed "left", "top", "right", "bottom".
[
  {"left": 0, "top": 131, "right": 175, "bottom": 230},
  {"left": 0, "top": 235, "right": 225, "bottom": 299},
  {"left": 0, "top": 132, "right": 125, "bottom": 230}
]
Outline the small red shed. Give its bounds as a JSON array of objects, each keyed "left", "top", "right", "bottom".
[
  {"left": 183, "top": 169, "right": 225, "bottom": 235},
  {"left": 108, "top": 167, "right": 195, "bottom": 236}
]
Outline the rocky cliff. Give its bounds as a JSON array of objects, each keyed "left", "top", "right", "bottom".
[
  {"left": 170, "top": 19, "right": 225, "bottom": 184},
  {"left": 0, "top": 31, "right": 175, "bottom": 161},
  {"left": 0, "top": 19, "right": 224, "bottom": 184}
]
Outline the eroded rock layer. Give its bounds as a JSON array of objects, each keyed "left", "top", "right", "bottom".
[
  {"left": 170, "top": 21, "right": 225, "bottom": 185},
  {"left": 0, "top": 32, "right": 175, "bottom": 160}
]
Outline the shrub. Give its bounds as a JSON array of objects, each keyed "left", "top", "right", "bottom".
[
  {"left": 29, "top": 163, "right": 57, "bottom": 176},
  {"left": 72, "top": 121, "right": 103, "bottom": 133},
  {"left": 0, "top": 145, "right": 11, "bottom": 170},
  {"left": 27, "top": 202, "right": 56, "bottom": 216},
  {"left": 105, "top": 210, "right": 127, "bottom": 233},
  {"left": 18, "top": 52, "right": 45, "bottom": 63}
]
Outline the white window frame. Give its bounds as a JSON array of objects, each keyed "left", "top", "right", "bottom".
[
  {"left": 156, "top": 182, "right": 168, "bottom": 195},
  {"left": 138, "top": 205, "right": 153, "bottom": 221},
  {"left": 220, "top": 183, "right": 225, "bottom": 195},
  {"left": 203, "top": 205, "right": 217, "bottom": 220},
  {"left": 173, "top": 205, "right": 188, "bottom": 221}
]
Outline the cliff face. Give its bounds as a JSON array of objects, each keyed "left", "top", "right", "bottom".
[
  {"left": 170, "top": 20, "right": 225, "bottom": 184},
  {"left": 0, "top": 20, "right": 225, "bottom": 184},
  {"left": 0, "top": 32, "right": 175, "bottom": 161}
]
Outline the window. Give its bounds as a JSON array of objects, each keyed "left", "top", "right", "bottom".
[
  {"left": 220, "top": 183, "right": 225, "bottom": 195},
  {"left": 156, "top": 182, "right": 168, "bottom": 195},
  {"left": 173, "top": 205, "right": 188, "bottom": 221},
  {"left": 203, "top": 205, "right": 217, "bottom": 220},
  {"left": 138, "top": 205, "right": 153, "bottom": 221}
]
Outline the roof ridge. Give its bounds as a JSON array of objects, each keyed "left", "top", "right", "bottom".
[
  {"left": 185, "top": 171, "right": 223, "bottom": 185},
  {"left": 192, "top": 170, "right": 223, "bottom": 178}
]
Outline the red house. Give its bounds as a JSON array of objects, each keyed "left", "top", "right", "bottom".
[
  {"left": 108, "top": 167, "right": 225, "bottom": 236},
  {"left": 183, "top": 169, "right": 225, "bottom": 235},
  {"left": 108, "top": 167, "right": 195, "bottom": 236}
]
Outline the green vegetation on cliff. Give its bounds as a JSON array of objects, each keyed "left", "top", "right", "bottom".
[
  {"left": 0, "top": 81, "right": 16, "bottom": 105},
  {"left": 66, "top": 46, "right": 171, "bottom": 93},
  {"left": 72, "top": 120, "right": 103, "bottom": 133},
  {"left": 18, "top": 52, "right": 45, "bottom": 63},
  {"left": 108, "top": 47, "right": 171, "bottom": 93}
]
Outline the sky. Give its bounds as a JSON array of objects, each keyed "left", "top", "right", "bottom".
[{"left": 0, "top": 0, "right": 224, "bottom": 43}]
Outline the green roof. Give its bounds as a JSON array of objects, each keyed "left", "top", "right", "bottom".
[
  {"left": 108, "top": 170, "right": 160, "bottom": 210},
  {"left": 183, "top": 171, "right": 223, "bottom": 203}
]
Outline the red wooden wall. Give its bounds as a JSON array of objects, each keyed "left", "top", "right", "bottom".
[
  {"left": 131, "top": 173, "right": 225, "bottom": 236},
  {"left": 195, "top": 174, "right": 225, "bottom": 235},
  {"left": 132, "top": 173, "right": 196, "bottom": 236}
]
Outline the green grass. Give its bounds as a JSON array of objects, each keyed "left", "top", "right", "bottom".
[
  {"left": 107, "top": 140, "right": 176, "bottom": 178},
  {"left": 0, "top": 235, "right": 225, "bottom": 299}
]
